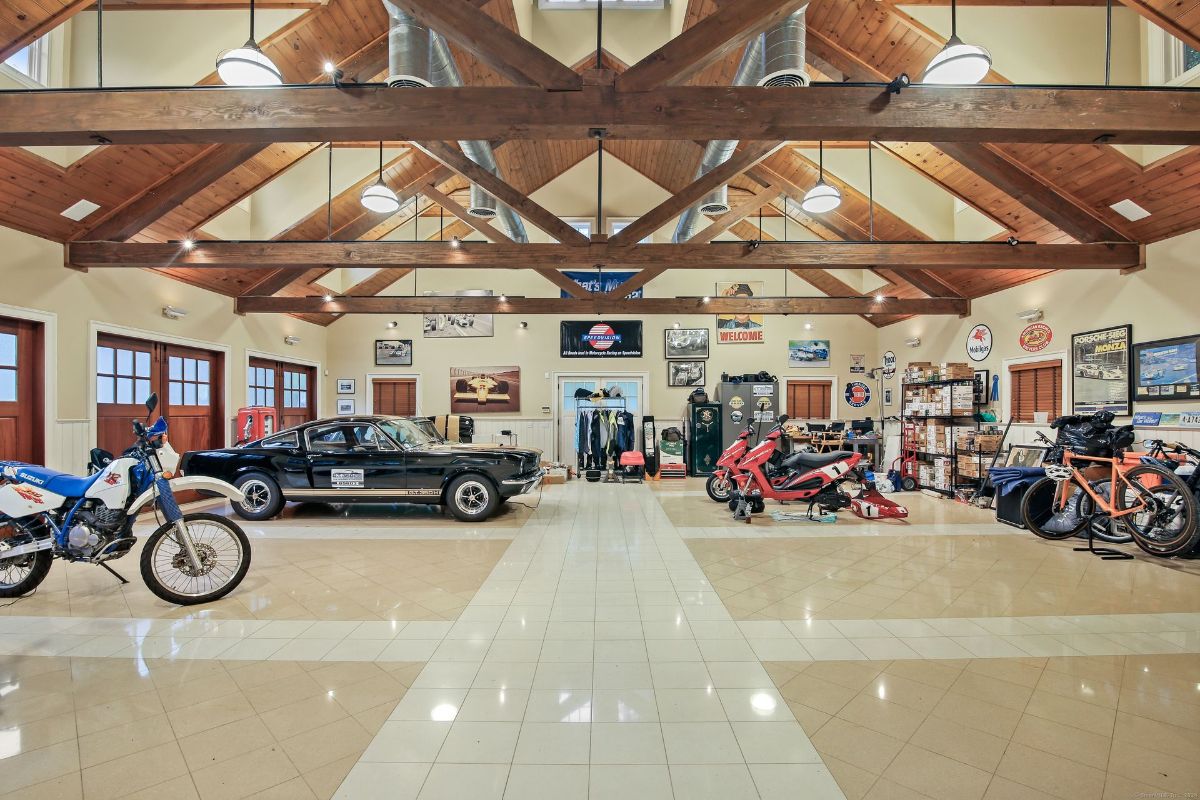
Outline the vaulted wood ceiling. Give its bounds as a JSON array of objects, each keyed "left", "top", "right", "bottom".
[{"left": 2, "top": 0, "right": 1198, "bottom": 327}]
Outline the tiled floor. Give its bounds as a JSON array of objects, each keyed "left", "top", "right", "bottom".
[
  {"left": 769, "top": 653, "right": 1200, "bottom": 800},
  {"left": 1, "top": 479, "right": 1198, "bottom": 799}
]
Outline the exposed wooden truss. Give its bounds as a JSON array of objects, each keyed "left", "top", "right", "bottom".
[
  {"left": 4, "top": 84, "right": 1199, "bottom": 147},
  {"left": 235, "top": 295, "right": 970, "bottom": 315},
  {"left": 67, "top": 240, "right": 1142, "bottom": 270}
]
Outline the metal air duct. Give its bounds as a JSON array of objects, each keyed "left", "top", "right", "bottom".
[
  {"left": 674, "top": 6, "right": 809, "bottom": 241},
  {"left": 381, "top": 1, "right": 528, "bottom": 242}
]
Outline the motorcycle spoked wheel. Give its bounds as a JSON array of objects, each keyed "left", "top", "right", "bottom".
[
  {"left": 140, "top": 513, "right": 251, "bottom": 605},
  {"left": 0, "top": 549, "right": 53, "bottom": 598}
]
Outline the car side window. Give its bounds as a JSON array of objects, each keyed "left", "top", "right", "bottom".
[
  {"left": 260, "top": 432, "right": 299, "bottom": 449},
  {"left": 348, "top": 424, "right": 396, "bottom": 452},
  {"left": 306, "top": 425, "right": 352, "bottom": 453}
]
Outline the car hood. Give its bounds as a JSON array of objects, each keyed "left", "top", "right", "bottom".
[{"left": 415, "top": 442, "right": 543, "bottom": 461}]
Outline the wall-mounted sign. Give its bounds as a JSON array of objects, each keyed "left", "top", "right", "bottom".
[
  {"left": 850, "top": 354, "right": 865, "bottom": 374},
  {"left": 560, "top": 270, "right": 644, "bottom": 299},
  {"left": 845, "top": 382, "right": 872, "bottom": 409},
  {"left": 1071, "top": 324, "right": 1131, "bottom": 415},
  {"left": 882, "top": 351, "right": 897, "bottom": 378},
  {"left": 560, "top": 321, "right": 643, "bottom": 358},
  {"left": 1132, "top": 412, "right": 1162, "bottom": 426},
  {"left": 1020, "top": 322, "right": 1053, "bottom": 352},
  {"left": 966, "top": 324, "right": 992, "bottom": 362},
  {"left": 715, "top": 281, "right": 765, "bottom": 344}
]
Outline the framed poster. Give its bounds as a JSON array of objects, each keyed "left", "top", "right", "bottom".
[
  {"left": 375, "top": 339, "right": 413, "bottom": 367},
  {"left": 850, "top": 354, "right": 865, "bottom": 374},
  {"left": 1071, "top": 324, "right": 1131, "bottom": 415},
  {"left": 788, "top": 339, "right": 830, "bottom": 369},
  {"left": 884, "top": 388, "right": 894, "bottom": 407},
  {"left": 450, "top": 366, "right": 520, "bottom": 413},
  {"left": 336, "top": 378, "right": 355, "bottom": 394},
  {"left": 336, "top": 398, "right": 355, "bottom": 415},
  {"left": 973, "top": 369, "right": 989, "bottom": 406},
  {"left": 668, "top": 361, "right": 705, "bottom": 387},
  {"left": 423, "top": 290, "right": 494, "bottom": 338},
  {"left": 1005, "top": 444, "right": 1048, "bottom": 468},
  {"left": 715, "top": 281, "right": 764, "bottom": 344},
  {"left": 1132, "top": 333, "right": 1200, "bottom": 402},
  {"left": 560, "top": 321, "right": 643, "bottom": 358},
  {"left": 665, "top": 328, "right": 709, "bottom": 359},
  {"left": 559, "top": 270, "right": 645, "bottom": 299}
]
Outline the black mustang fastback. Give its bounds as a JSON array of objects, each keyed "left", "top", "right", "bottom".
[{"left": 179, "top": 416, "right": 543, "bottom": 521}]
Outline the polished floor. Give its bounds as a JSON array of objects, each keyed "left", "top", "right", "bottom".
[{"left": 0, "top": 480, "right": 1197, "bottom": 799}]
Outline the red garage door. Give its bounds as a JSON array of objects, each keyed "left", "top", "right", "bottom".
[
  {"left": 0, "top": 316, "right": 44, "bottom": 464},
  {"left": 249, "top": 357, "right": 317, "bottom": 431}
]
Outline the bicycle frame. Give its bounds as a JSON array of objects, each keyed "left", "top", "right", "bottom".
[{"left": 1052, "top": 451, "right": 1154, "bottom": 519}]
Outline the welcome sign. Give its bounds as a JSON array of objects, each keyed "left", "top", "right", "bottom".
[{"left": 560, "top": 320, "right": 644, "bottom": 358}]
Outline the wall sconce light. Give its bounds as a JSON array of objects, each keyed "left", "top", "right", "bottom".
[
  {"left": 519, "top": 321, "right": 528, "bottom": 329},
  {"left": 284, "top": 335, "right": 301, "bottom": 346},
  {"left": 162, "top": 305, "right": 188, "bottom": 320},
  {"left": 1016, "top": 308, "right": 1044, "bottom": 322},
  {"left": 905, "top": 337, "right": 921, "bottom": 348}
]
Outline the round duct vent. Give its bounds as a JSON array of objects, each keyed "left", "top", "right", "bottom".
[
  {"left": 386, "top": 74, "right": 432, "bottom": 88},
  {"left": 467, "top": 207, "right": 498, "bottom": 219},
  {"left": 759, "top": 70, "right": 811, "bottom": 88},
  {"left": 699, "top": 201, "right": 732, "bottom": 214}
]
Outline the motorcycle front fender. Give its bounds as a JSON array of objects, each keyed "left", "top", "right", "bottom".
[{"left": 127, "top": 476, "right": 246, "bottom": 516}]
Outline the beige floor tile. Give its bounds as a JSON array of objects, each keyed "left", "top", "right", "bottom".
[
  {"left": 1106, "top": 741, "right": 1200, "bottom": 796},
  {"left": 279, "top": 716, "right": 375, "bottom": 771},
  {"left": 1011, "top": 714, "right": 1112, "bottom": 770},
  {"left": 908, "top": 716, "right": 1008, "bottom": 773},
  {"left": 837, "top": 693, "right": 927, "bottom": 740},
  {"left": 881, "top": 744, "right": 991, "bottom": 800},
  {"left": 778, "top": 672, "right": 857, "bottom": 716},
  {"left": 1023, "top": 689, "right": 1117, "bottom": 737},
  {"left": 246, "top": 776, "right": 318, "bottom": 800},
  {"left": 119, "top": 774, "right": 201, "bottom": 800},
  {"left": 929, "top": 692, "right": 1023, "bottom": 740},
  {"left": 77, "top": 712, "right": 177, "bottom": 769},
  {"left": 258, "top": 692, "right": 351, "bottom": 740},
  {"left": 301, "top": 753, "right": 361, "bottom": 800},
  {"left": 818, "top": 754, "right": 880, "bottom": 800},
  {"left": 863, "top": 778, "right": 934, "bottom": 800},
  {"left": 948, "top": 671, "right": 1035, "bottom": 713},
  {"left": 1112, "top": 711, "right": 1200, "bottom": 763},
  {"left": 189, "top": 744, "right": 300, "bottom": 800},
  {"left": 994, "top": 742, "right": 1107, "bottom": 800},
  {"left": 981, "top": 776, "right": 1059, "bottom": 800},
  {"left": 80, "top": 741, "right": 189, "bottom": 800},
  {"left": 811, "top": 717, "right": 906, "bottom": 776},
  {"left": 178, "top": 716, "right": 277, "bottom": 772},
  {"left": 0, "top": 740, "right": 80, "bottom": 796}
]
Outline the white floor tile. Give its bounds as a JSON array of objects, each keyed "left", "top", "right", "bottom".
[
  {"left": 669, "top": 764, "right": 759, "bottom": 800},
  {"left": 849, "top": 637, "right": 922, "bottom": 660},
  {"left": 800, "top": 638, "right": 867, "bottom": 661},
  {"left": 361, "top": 721, "right": 452, "bottom": 763},
  {"left": 650, "top": 661, "right": 712, "bottom": 689},
  {"left": 662, "top": 721, "right": 744, "bottom": 763},
  {"left": 523, "top": 689, "right": 592, "bottom": 723},
  {"left": 389, "top": 689, "right": 468, "bottom": 722},
  {"left": 457, "top": 688, "right": 530, "bottom": 722},
  {"left": 705, "top": 661, "right": 775, "bottom": 689},
  {"left": 532, "top": 662, "right": 593, "bottom": 690},
  {"left": 418, "top": 763, "right": 508, "bottom": 800},
  {"left": 504, "top": 764, "right": 588, "bottom": 800},
  {"left": 412, "top": 662, "right": 482, "bottom": 689},
  {"left": 656, "top": 688, "right": 728, "bottom": 722},
  {"left": 717, "top": 688, "right": 792, "bottom": 721},
  {"left": 590, "top": 764, "right": 673, "bottom": 800},
  {"left": 591, "top": 688, "right": 659, "bottom": 722},
  {"left": 750, "top": 763, "right": 846, "bottom": 800},
  {"left": 592, "top": 661, "right": 653, "bottom": 689},
  {"left": 436, "top": 721, "right": 521, "bottom": 763},
  {"left": 513, "top": 722, "right": 590, "bottom": 764},
  {"left": 591, "top": 722, "right": 667, "bottom": 764},
  {"left": 731, "top": 722, "right": 822, "bottom": 763},
  {"left": 334, "top": 762, "right": 430, "bottom": 800}
]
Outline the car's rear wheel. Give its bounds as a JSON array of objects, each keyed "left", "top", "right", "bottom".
[
  {"left": 232, "top": 473, "right": 285, "bottom": 521},
  {"left": 446, "top": 474, "right": 498, "bottom": 522}
]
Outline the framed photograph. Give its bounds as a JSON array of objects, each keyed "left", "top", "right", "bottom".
[
  {"left": 664, "top": 328, "right": 709, "bottom": 359},
  {"left": 375, "top": 339, "right": 413, "bottom": 367},
  {"left": 715, "top": 281, "right": 764, "bottom": 344},
  {"left": 788, "top": 339, "right": 831, "bottom": 369},
  {"left": 1072, "top": 324, "right": 1131, "bottom": 414},
  {"left": 973, "top": 369, "right": 990, "bottom": 406},
  {"left": 884, "top": 388, "right": 894, "bottom": 407},
  {"left": 336, "top": 398, "right": 356, "bottom": 415},
  {"left": 336, "top": 379, "right": 355, "bottom": 395},
  {"left": 450, "top": 366, "right": 521, "bottom": 413},
  {"left": 668, "top": 361, "right": 706, "bottom": 387},
  {"left": 1132, "top": 334, "right": 1200, "bottom": 402},
  {"left": 1004, "top": 444, "right": 1048, "bottom": 468},
  {"left": 422, "top": 290, "right": 494, "bottom": 338}
]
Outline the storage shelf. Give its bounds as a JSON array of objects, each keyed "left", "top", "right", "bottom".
[
  {"left": 901, "top": 378, "right": 976, "bottom": 388},
  {"left": 904, "top": 414, "right": 979, "bottom": 420}
]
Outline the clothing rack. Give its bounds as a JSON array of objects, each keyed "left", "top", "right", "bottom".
[{"left": 574, "top": 397, "right": 637, "bottom": 473}]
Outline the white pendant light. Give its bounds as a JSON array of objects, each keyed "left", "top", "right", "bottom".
[
  {"left": 216, "top": 0, "right": 283, "bottom": 87},
  {"left": 922, "top": 0, "right": 991, "bottom": 85},
  {"left": 801, "top": 141, "right": 842, "bottom": 214},
  {"left": 360, "top": 142, "right": 401, "bottom": 214}
]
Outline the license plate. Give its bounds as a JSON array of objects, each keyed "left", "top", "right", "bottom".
[{"left": 331, "top": 469, "right": 364, "bottom": 488}]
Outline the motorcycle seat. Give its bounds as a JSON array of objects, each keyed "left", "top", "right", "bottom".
[
  {"left": 10, "top": 465, "right": 101, "bottom": 498},
  {"left": 781, "top": 451, "right": 855, "bottom": 470}
]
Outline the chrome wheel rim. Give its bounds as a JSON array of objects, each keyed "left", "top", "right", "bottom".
[
  {"left": 0, "top": 554, "right": 35, "bottom": 588},
  {"left": 710, "top": 476, "right": 732, "bottom": 499},
  {"left": 240, "top": 479, "right": 272, "bottom": 514},
  {"left": 455, "top": 481, "right": 489, "bottom": 515},
  {"left": 150, "top": 520, "right": 244, "bottom": 598}
]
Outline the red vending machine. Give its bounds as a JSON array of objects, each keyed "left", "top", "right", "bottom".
[{"left": 235, "top": 407, "right": 277, "bottom": 446}]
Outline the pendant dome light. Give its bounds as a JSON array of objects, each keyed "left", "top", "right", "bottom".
[
  {"left": 800, "top": 141, "right": 842, "bottom": 214},
  {"left": 360, "top": 142, "right": 401, "bottom": 214},
  {"left": 216, "top": 0, "right": 283, "bottom": 87},
  {"left": 922, "top": 0, "right": 992, "bottom": 85}
]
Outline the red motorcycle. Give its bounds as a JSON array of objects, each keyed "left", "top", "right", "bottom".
[{"left": 728, "top": 416, "right": 908, "bottom": 522}]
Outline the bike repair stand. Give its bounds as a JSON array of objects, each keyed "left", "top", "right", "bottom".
[{"left": 1073, "top": 514, "right": 1134, "bottom": 560}]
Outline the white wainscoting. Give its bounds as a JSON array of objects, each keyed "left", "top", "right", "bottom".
[
  {"left": 52, "top": 420, "right": 92, "bottom": 472},
  {"left": 469, "top": 418, "right": 555, "bottom": 456}
]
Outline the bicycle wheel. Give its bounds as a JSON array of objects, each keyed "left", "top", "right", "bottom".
[
  {"left": 1021, "top": 477, "right": 1090, "bottom": 540},
  {"left": 1086, "top": 480, "right": 1133, "bottom": 544},
  {"left": 1115, "top": 465, "right": 1200, "bottom": 557}
]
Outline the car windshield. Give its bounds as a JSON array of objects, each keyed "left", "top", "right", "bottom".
[{"left": 378, "top": 418, "right": 442, "bottom": 448}]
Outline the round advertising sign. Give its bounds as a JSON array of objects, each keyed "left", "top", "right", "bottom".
[
  {"left": 845, "top": 381, "right": 872, "bottom": 409},
  {"left": 966, "top": 324, "right": 992, "bottom": 362},
  {"left": 730, "top": 410, "right": 744, "bottom": 423},
  {"left": 582, "top": 323, "right": 619, "bottom": 351},
  {"left": 882, "top": 350, "right": 897, "bottom": 378},
  {"left": 1020, "top": 322, "right": 1053, "bottom": 352},
  {"left": 729, "top": 396, "right": 745, "bottom": 409}
]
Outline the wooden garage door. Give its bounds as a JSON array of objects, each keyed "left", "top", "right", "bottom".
[
  {"left": 0, "top": 316, "right": 44, "bottom": 464},
  {"left": 96, "top": 334, "right": 225, "bottom": 457},
  {"left": 373, "top": 379, "right": 417, "bottom": 416},
  {"left": 249, "top": 357, "right": 316, "bottom": 430}
]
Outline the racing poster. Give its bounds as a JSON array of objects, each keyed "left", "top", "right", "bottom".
[
  {"left": 1132, "top": 332, "right": 1200, "bottom": 402},
  {"left": 560, "top": 321, "right": 644, "bottom": 358},
  {"left": 715, "top": 281, "right": 764, "bottom": 344},
  {"left": 1071, "top": 324, "right": 1131, "bottom": 414},
  {"left": 449, "top": 366, "right": 520, "bottom": 413}
]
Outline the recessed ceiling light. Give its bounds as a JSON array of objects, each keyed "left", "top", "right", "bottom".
[
  {"left": 61, "top": 199, "right": 100, "bottom": 221},
  {"left": 1109, "top": 199, "right": 1151, "bottom": 222}
]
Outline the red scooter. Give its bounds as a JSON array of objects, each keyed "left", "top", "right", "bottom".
[
  {"left": 706, "top": 422, "right": 760, "bottom": 503},
  {"left": 728, "top": 416, "right": 909, "bottom": 522}
]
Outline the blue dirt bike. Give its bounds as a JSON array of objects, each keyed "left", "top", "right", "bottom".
[{"left": 0, "top": 394, "right": 251, "bottom": 604}]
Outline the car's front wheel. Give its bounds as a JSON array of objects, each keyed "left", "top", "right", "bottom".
[
  {"left": 445, "top": 474, "right": 499, "bottom": 522},
  {"left": 232, "top": 473, "right": 285, "bottom": 521}
]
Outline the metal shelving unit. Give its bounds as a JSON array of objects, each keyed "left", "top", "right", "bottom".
[{"left": 901, "top": 378, "right": 982, "bottom": 496}]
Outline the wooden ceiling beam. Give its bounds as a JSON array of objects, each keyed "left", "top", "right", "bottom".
[
  {"left": 415, "top": 141, "right": 590, "bottom": 245},
  {"left": 603, "top": 267, "right": 668, "bottom": 298},
  {"left": 419, "top": 183, "right": 515, "bottom": 243},
  {"left": 236, "top": 295, "right": 970, "bottom": 315},
  {"left": 68, "top": 240, "right": 1142, "bottom": 271},
  {"left": 617, "top": 0, "right": 810, "bottom": 92},
  {"left": 535, "top": 269, "right": 593, "bottom": 299},
  {"left": 609, "top": 142, "right": 785, "bottom": 245},
  {"left": 386, "top": 0, "right": 581, "bottom": 90},
  {"left": 689, "top": 185, "right": 785, "bottom": 244},
  {"left": 6, "top": 84, "right": 1200, "bottom": 146},
  {"left": 344, "top": 268, "right": 414, "bottom": 297}
]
